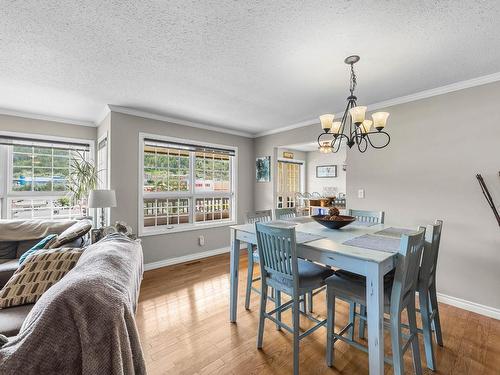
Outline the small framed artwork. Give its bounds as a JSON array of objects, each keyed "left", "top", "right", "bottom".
[
  {"left": 256, "top": 156, "right": 271, "bottom": 182},
  {"left": 282, "top": 151, "right": 294, "bottom": 159},
  {"left": 316, "top": 165, "right": 337, "bottom": 178}
]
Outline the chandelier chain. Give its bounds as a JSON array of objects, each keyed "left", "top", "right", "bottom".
[{"left": 349, "top": 63, "right": 357, "bottom": 96}]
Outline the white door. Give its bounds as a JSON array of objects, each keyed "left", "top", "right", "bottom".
[{"left": 276, "top": 161, "right": 302, "bottom": 208}]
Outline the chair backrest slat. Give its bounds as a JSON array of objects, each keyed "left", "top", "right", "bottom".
[
  {"left": 245, "top": 210, "right": 272, "bottom": 224},
  {"left": 348, "top": 209, "right": 385, "bottom": 224},
  {"left": 391, "top": 229, "right": 426, "bottom": 308},
  {"left": 274, "top": 207, "right": 297, "bottom": 220},
  {"left": 255, "top": 223, "right": 298, "bottom": 286},
  {"left": 419, "top": 220, "right": 443, "bottom": 287}
]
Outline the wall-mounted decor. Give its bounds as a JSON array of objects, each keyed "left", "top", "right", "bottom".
[
  {"left": 316, "top": 165, "right": 337, "bottom": 178},
  {"left": 282, "top": 151, "right": 294, "bottom": 159},
  {"left": 256, "top": 156, "right": 271, "bottom": 182}
]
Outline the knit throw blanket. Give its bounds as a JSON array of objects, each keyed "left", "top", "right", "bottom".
[{"left": 0, "top": 233, "right": 146, "bottom": 375}]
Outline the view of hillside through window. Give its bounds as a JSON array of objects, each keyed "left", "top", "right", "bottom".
[
  {"left": 142, "top": 143, "right": 233, "bottom": 230},
  {"left": 8, "top": 145, "right": 88, "bottom": 219}
]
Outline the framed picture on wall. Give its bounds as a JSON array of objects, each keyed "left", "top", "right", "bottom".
[
  {"left": 316, "top": 165, "right": 337, "bottom": 178},
  {"left": 256, "top": 156, "right": 271, "bottom": 182}
]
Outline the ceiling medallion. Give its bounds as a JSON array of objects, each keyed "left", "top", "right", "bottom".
[{"left": 318, "top": 55, "right": 390, "bottom": 153}]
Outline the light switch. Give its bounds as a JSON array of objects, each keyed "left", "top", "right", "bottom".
[
  {"left": 199, "top": 236, "right": 205, "bottom": 246},
  {"left": 358, "top": 189, "right": 365, "bottom": 199}
]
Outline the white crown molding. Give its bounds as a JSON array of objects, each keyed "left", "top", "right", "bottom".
[
  {"left": 143, "top": 243, "right": 246, "bottom": 271},
  {"left": 95, "top": 104, "right": 111, "bottom": 125},
  {"left": 255, "top": 71, "right": 500, "bottom": 138},
  {"left": 107, "top": 105, "right": 254, "bottom": 138},
  {"left": 0, "top": 107, "right": 95, "bottom": 127}
]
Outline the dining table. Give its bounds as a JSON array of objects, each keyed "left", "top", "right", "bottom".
[{"left": 229, "top": 216, "right": 407, "bottom": 375}]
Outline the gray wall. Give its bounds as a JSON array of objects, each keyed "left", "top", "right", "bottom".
[
  {"left": 107, "top": 112, "right": 254, "bottom": 264},
  {"left": 346, "top": 82, "right": 500, "bottom": 310},
  {"left": 0, "top": 113, "right": 96, "bottom": 141},
  {"left": 306, "top": 149, "right": 346, "bottom": 195},
  {"left": 254, "top": 81, "right": 500, "bottom": 310}
]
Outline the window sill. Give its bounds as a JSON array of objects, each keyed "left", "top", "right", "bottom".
[{"left": 140, "top": 220, "right": 237, "bottom": 236}]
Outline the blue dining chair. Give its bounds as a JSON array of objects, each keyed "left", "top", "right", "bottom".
[
  {"left": 415, "top": 220, "right": 444, "bottom": 370},
  {"left": 274, "top": 207, "right": 297, "bottom": 220},
  {"left": 244, "top": 210, "right": 273, "bottom": 310},
  {"left": 353, "top": 221, "right": 444, "bottom": 371},
  {"left": 255, "top": 222, "right": 334, "bottom": 375},
  {"left": 341, "top": 209, "right": 386, "bottom": 337},
  {"left": 348, "top": 209, "right": 385, "bottom": 224},
  {"left": 325, "top": 229, "right": 426, "bottom": 375}
]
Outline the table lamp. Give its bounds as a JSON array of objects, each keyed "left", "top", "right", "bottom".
[{"left": 88, "top": 189, "right": 117, "bottom": 227}]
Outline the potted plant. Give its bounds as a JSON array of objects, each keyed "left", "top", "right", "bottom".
[{"left": 67, "top": 151, "right": 98, "bottom": 218}]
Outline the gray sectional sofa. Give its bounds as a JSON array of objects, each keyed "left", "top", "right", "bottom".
[{"left": 0, "top": 219, "right": 87, "bottom": 336}]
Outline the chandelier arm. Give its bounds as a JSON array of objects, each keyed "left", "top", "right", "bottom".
[
  {"left": 317, "top": 132, "right": 334, "bottom": 147},
  {"left": 364, "top": 131, "right": 391, "bottom": 149},
  {"left": 339, "top": 100, "right": 351, "bottom": 136},
  {"left": 331, "top": 134, "right": 349, "bottom": 153},
  {"left": 357, "top": 136, "right": 368, "bottom": 153}
]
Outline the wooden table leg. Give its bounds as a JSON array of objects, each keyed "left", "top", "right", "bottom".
[
  {"left": 366, "top": 262, "right": 384, "bottom": 375},
  {"left": 229, "top": 228, "right": 240, "bottom": 323}
]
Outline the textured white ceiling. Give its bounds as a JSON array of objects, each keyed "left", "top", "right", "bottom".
[{"left": 1, "top": 1, "right": 500, "bottom": 134}]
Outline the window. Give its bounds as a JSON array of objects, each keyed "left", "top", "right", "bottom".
[
  {"left": 97, "top": 136, "right": 108, "bottom": 189},
  {"left": 139, "top": 134, "right": 236, "bottom": 235},
  {"left": 0, "top": 134, "right": 93, "bottom": 220}
]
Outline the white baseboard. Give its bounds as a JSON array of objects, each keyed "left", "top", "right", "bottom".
[
  {"left": 437, "top": 292, "right": 500, "bottom": 320},
  {"left": 143, "top": 243, "right": 247, "bottom": 271}
]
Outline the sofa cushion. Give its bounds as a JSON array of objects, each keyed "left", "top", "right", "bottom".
[
  {"left": 0, "top": 242, "right": 17, "bottom": 260},
  {"left": 50, "top": 220, "right": 92, "bottom": 249},
  {"left": 18, "top": 234, "right": 58, "bottom": 266},
  {"left": 0, "top": 248, "right": 84, "bottom": 309},
  {"left": 0, "top": 304, "right": 33, "bottom": 337},
  {"left": 16, "top": 238, "right": 44, "bottom": 259},
  {"left": 0, "top": 260, "right": 18, "bottom": 288}
]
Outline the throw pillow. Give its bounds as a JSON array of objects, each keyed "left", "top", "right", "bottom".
[
  {"left": 18, "top": 234, "right": 58, "bottom": 265},
  {"left": 49, "top": 220, "right": 92, "bottom": 249},
  {"left": 0, "top": 247, "right": 84, "bottom": 309}
]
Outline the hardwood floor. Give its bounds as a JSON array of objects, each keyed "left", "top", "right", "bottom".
[{"left": 136, "top": 252, "right": 500, "bottom": 375}]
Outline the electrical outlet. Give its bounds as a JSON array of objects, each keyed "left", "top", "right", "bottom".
[
  {"left": 198, "top": 236, "right": 205, "bottom": 246},
  {"left": 358, "top": 189, "right": 365, "bottom": 199}
]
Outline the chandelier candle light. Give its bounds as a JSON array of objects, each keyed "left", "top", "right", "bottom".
[{"left": 318, "top": 55, "right": 391, "bottom": 153}]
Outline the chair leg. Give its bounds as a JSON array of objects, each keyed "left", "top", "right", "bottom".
[
  {"left": 348, "top": 302, "right": 356, "bottom": 341},
  {"left": 326, "top": 288, "right": 335, "bottom": 367},
  {"left": 408, "top": 301, "right": 423, "bottom": 375},
  {"left": 390, "top": 309, "right": 404, "bottom": 375},
  {"left": 359, "top": 304, "right": 367, "bottom": 339},
  {"left": 307, "top": 291, "right": 313, "bottom": 313},
  {"left": 257, "top": 281, "right": 268, "bottom": 349},
  {"left": 292, "top": 295, "right": 301, "bottom": 375},
  {"left": 419, "top": 289, "right": 436, "bottom": 370},
  {"left": 429, "top": 284, "right": 443, "bottom": 347},
  {"left": 245, "top": 247, "right": 254, "bottom": 310},
  {"left": 275, "top": 290, "right": 281, "bottom": 330}
]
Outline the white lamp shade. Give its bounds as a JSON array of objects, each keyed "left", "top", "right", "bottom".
[
  {"left": 319, "top": 114, "right": 334, "bottom": 131},
  {"left": 372, "top": 112, "right": 390, "bottom": 128},
  {"left": 88, "top": 189, "right": 117, "bottom": 208},
  {"left": 360, "top": 120, "right": 372, "bottom": 133},
  {"left": 349, "top": 106, "right": 367, "bottom": 124},
  {"left": 331, "top": 121, "right": 342, "bottom": 134}
]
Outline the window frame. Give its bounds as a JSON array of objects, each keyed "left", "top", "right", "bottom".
[
  {"left": 0, "top": 131, "right": 95, "bottom": 220},
  {"left": 138, "top": 132, "right": 238, "bottom": 236}
]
